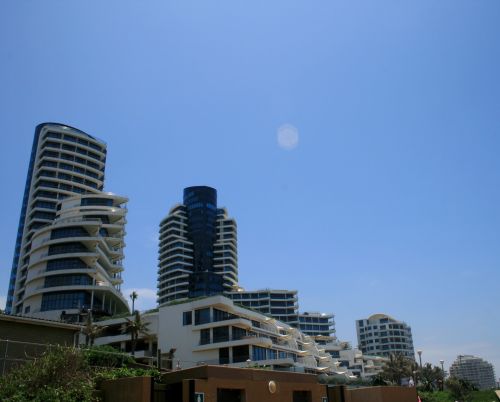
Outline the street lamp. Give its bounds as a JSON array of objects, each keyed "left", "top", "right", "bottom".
[
  {"left": 417, "top": 350, "right": 423, "bottom": 368},
  {"left": 439, "top": 360, "right": 445, "bottom": 391}
]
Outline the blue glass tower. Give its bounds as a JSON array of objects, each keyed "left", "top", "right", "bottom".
[
  {"left": 157, "top": 186, "right": 238, "bottom": 304},
  {"left": 183, "top": 186, "right": 224, "bottom": 298}
]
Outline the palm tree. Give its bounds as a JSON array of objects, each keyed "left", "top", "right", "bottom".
[
  {"left": 130, "top": 291, "right": 138, "bottom": 313},
  {"left": 82, "top": 310, "right": 105, "bottom": 347},
  {"left": 381, "top": 353, "right": 412, "bottom": 385},
  {"left": 420, "top": 363, "right": 443, "bottom": 392},
  {"left": 125, "top": 310, "right": 150, "bottom": 356}
]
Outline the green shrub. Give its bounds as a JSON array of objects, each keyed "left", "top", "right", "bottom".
[
  {"left": 93, "top": 366, "right": 161, "bottom": 387},
  {"left": 84, "top": 345, "right": 134, "bottom": 367},
  {"left": 0, "top": 346, "right": 95, "bottom": 401}
]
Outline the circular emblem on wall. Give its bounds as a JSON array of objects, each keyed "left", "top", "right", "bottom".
[{"left": 268, "top": 380, "right": 277, "bottom": 394}]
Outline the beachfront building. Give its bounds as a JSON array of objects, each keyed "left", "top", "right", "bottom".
[
  {"left": 20, "top": 193, "right": 129, "bottom": 321},
  {"left": 156, "top": 295, "right": 352, "bottom": 377},
  {"left": 6, "top": 123, "right": 130, "bottom": 321},
  {"left": 226, "top": 288, "right": 299, "bottom": 326},
  {"left": 356, "top": 314, "right": 415, "bottom": 359},
  {"left": 157, "top": 186, "right": 238, "bottom": 305},
  {"left": 449, "top": 355, "right": 496, "bottom": 390}
]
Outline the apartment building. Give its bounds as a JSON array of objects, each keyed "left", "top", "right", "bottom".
[
  {"left": 6, "top": 123, "right": 129, "bottom": 319},
  {"left": 356, "top": 314, "right": 415, "bottom": 359}
]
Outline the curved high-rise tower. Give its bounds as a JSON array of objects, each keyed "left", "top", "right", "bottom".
[
  {"left": 23, "top": 194, "right": 129, "bottom": 321},
  {"left": 6, "top": 123, "right": 129, "bottom": 320},
  {"left": 157, "top": 186, "right": 238, "bottom": 304}
]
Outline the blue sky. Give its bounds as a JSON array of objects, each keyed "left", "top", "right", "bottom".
[{"left": 1, "top": 1, "right": 499, "bottom": 375}]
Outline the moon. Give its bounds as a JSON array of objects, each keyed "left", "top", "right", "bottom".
[{"left": 277, "top": 124, "right": 299, "bottom": 150}]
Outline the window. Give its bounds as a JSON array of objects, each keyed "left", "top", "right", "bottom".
[
  {"left": 252, "top": 346, "right": 267, "bottom": 361},
  {"left": 232, "top": 326, "right": 246, "bottom": 341},
  {"left": 213, "top": 308, "right": 236, "bottom": 322},
  {"left": 195, "top": 308, "right": 211, "bottom": 325},
  {"left": 183, "top": 311, "right": 192, "bottom": 326},
  {"left": 219, "top": 347, "right": 229, "bottom": 364},
  {"left": 213, "top": 326, "right": 229, "bottom": 343},
  {"left": 200, "top": 329, "right": 210, "bottom": 345},
  {"left": 232, "top": 345, "right": 249, "bottom": 363}
]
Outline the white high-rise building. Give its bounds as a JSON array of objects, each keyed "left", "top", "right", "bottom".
[
  {"left": 22, "top": 193, "right": 129, "bottom": 321},
  {"left": 356, "top": 314, "right": 415, "bottom": 359},
  {"left": 449, "top": 355, "right": 496, "bottom": 390},
  {"left": 6, "top": 123, "right": 129, "bottom": 320}
]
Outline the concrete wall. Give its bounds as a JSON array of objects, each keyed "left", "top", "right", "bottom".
[
  {"left": 0, "top": 315, "right": 80, "bottom": 374},
  {"left": 100, "top": 376, "right": 152, "bottom": 402}
]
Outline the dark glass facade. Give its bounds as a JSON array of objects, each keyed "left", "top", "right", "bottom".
[
  {"left": 6, "top": 127, "right": 41, "bottom": 313},
  {"left": 183, "top": 186, "right": 224, "bottom": 298}
]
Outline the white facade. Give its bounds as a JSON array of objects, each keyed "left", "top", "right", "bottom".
[
  {"left": 227, "top": 288, "right": 299, "bottom": 325},
  {"left": 298, "top": 311, "right": 335, "bottom": 338},
  {"left": 449, "top": 355, "right": 496, "bottom": 390},
  {"left": 156, "top": 295, "right": 352, "bottom": 377},
  {"left": 93, "top": 311, "right": 159, "bottom": 359},
  {"left": 22, "top": 193, "right": 129, "bottom": 321},
  {"left": 356, "top": 313, "right": 415, "bottom": 359},
  {"left": 8, "top": 123, "right": 109, "bottom": 315}
]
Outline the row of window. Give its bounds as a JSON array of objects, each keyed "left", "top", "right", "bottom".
[
  {"left": 37, "top": 179, "right": 100, "bottom": 194},
  {"left": 38, "top": 170, "right": 99, "bottom": 189},
  {"left": 51, "top": 227, "right": 89, "bottom": 240},
  {"left": 39, "top": 160, "right": 100, "bottom": 180},
  {"left": 229, "top": 292, "right": 295, "bottom": 300},
  {"left": 48, "top": 242, "right": 89, "bottom": 256},
  {"left": 41, "top": 150, "right": 102, "bottom": 171},
  {"left": 46, "top": 258, "right": 89, "bottom": 271},
  {"left": 299, "top": 316, "right": 332, "bottom": 323},
  {"left": 40, "top": 291, "right": 90, "bottom": 311},
  {"left": 45, "top": 274, "right": 93, "bottom": 288},
  {"left": 43, "top": 140, "right": 103, "bottom": 162},
  {"left": 31, "top": 211, "right": 56, "bottom": 221},
  {"left": 34, "top": 200, "right": 57, "bottom": 210},
  {"left": 45, "top": 131, "right": 104, "bottom": 152}
]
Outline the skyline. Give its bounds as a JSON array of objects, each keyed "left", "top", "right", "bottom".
[{"left": 1, "top": 0, "right": 499, "bottom": 376}]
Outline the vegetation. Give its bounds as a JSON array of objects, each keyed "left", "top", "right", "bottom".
[
  {"left": 125, "top": 310, "right": 150, "bottom": 356},
  {"left": 419, "top": 389, "right": 496, "bottom": 402},
  {"left": 443, "top": 376, "right": 477, "bottom": 401},
  {"left": 129, "top": 290, "right": 138, "bottom": 313},
  {"left": 93, "top": 367, "right": 161, "bottom": 388},
  {"left": 82, "top": 311, "right": 106, "bottom": 347},
  {"left": 0, "top": 345, "right": 160, "bottom": 402},
  {"left": 0, "top": 346, "right": 94, "bottom": 401},
  {"left": 419, "top": 363, "right": 445, "bottom": 392},
  {"left": 83, "top": 344, "right": 134, "bottom": 367},
  {"left": 380, "top": 353, "right": 412, "bottom": 385}
]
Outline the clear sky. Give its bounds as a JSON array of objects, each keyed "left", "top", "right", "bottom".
[{"left": 1, "top": 0, "right": 499, "bottom": 375}]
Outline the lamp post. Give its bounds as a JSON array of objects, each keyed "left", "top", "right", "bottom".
[
  {"left": 417, "top": 350, "right": 423, "bottom": 368},
  {"left": 439, "top": 359, "right": 445, "bottom": 391}
]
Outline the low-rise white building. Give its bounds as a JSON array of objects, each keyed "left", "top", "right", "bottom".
[
  {"left": 157, "top": 295, "right": 352, "bottom": 376},
  {"left": 95, "top": 295, "right": 354, "bottom": 378}
]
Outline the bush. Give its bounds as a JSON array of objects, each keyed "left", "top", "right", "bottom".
[
  {"left": 93, "top": 366, "right": 161, "bottom": 387},
  {"left": 0, "top": 346, "right": 94, "bottom": 401},
  {"left": 84, "top": 345, "right": 134, "bottom": 368}
]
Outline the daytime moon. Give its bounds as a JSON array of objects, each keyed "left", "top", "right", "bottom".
[{"left": 277, "top": 124, "right": 299, "bottom": 150}]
